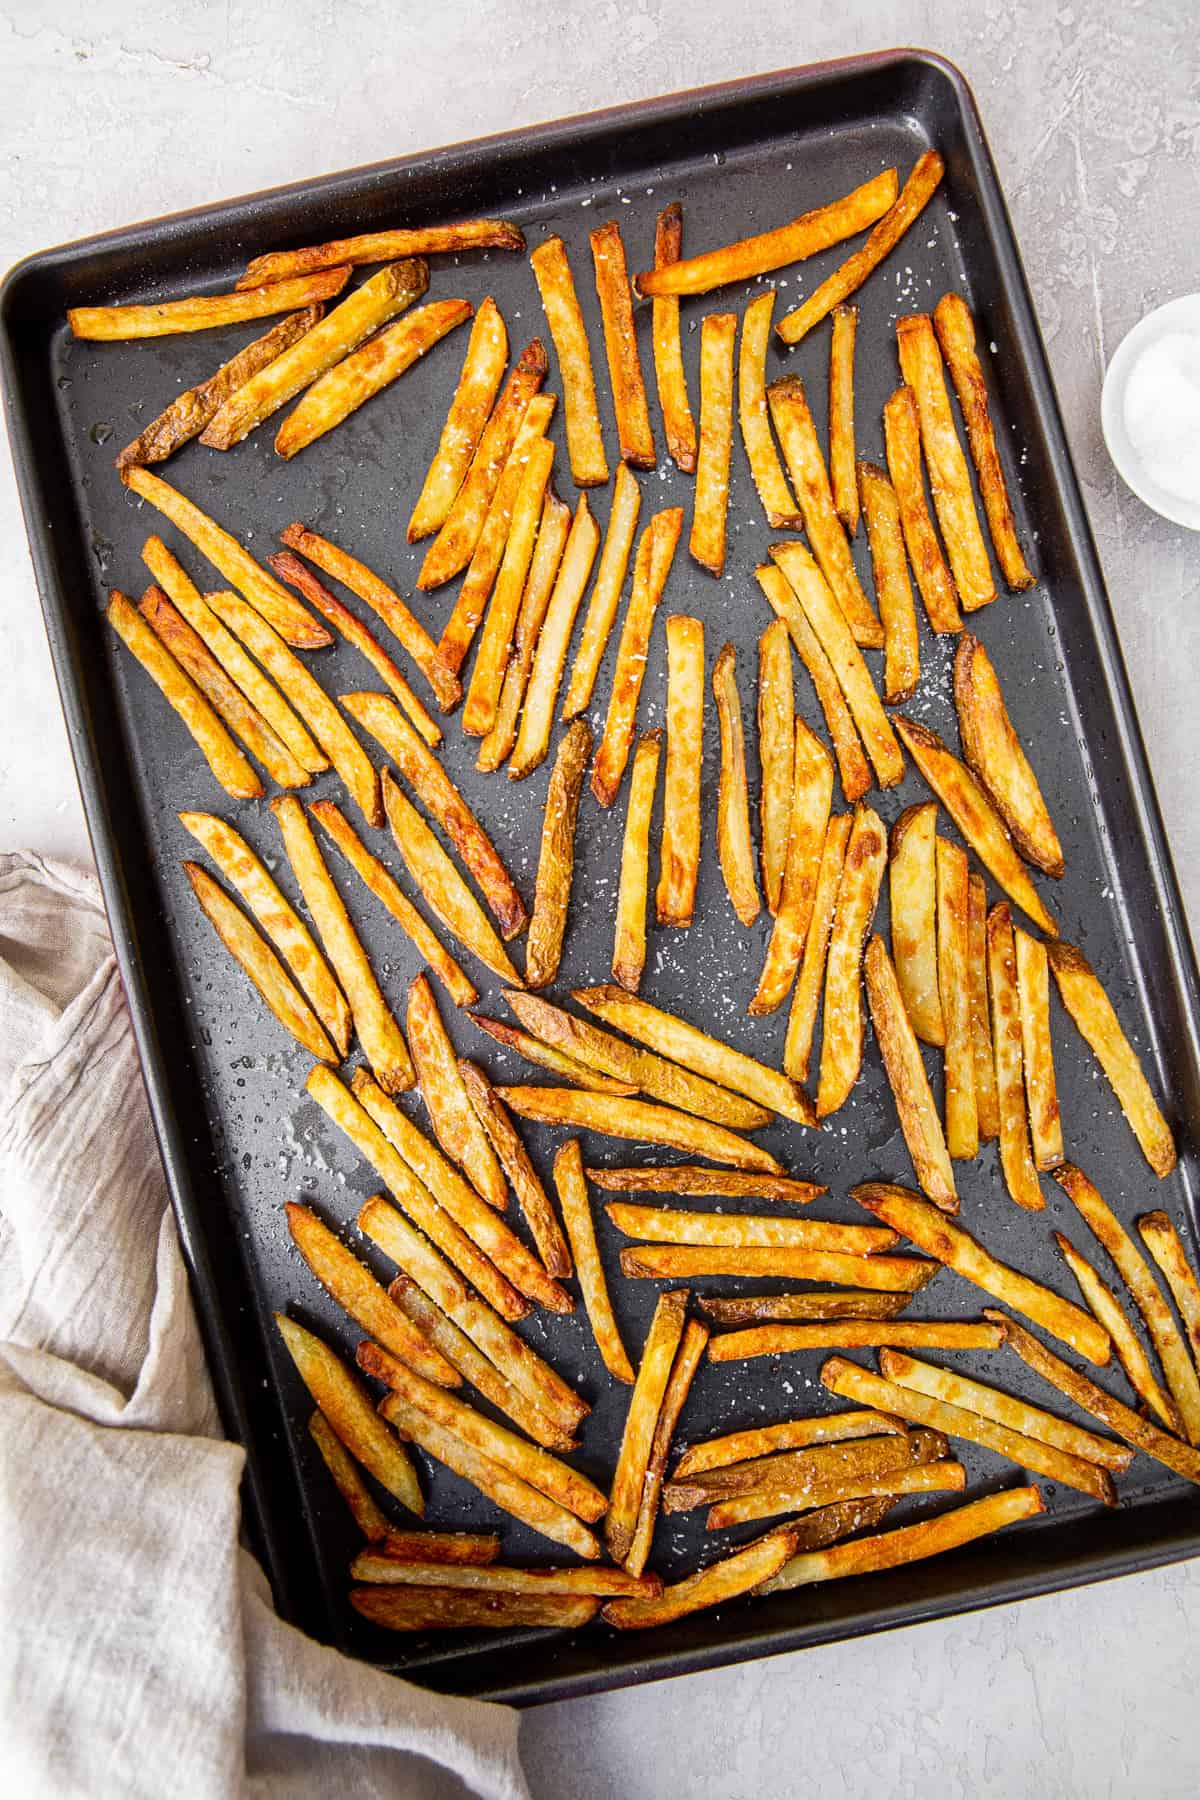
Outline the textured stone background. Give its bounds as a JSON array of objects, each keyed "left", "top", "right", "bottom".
[{"left": 2, "top": 3, "right": 1198, "bottom": 1794}]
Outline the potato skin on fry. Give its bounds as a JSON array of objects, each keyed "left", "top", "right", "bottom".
[
  {"left": 865, "top": 935, "right": 957, "bottom": 1213},
  {"left": 651, "top": 202, "right": 698, "bottom": 472},
  {"left": 238, "top": 218, "right": 525, "bottom": 286},
  {"left": 591, "top": 219, "right": 655, "bottom": 469},
  {"left": 954, "top": 634, "right": 1064, "bottom": 879},
  {"left": 526, "top": 720, "right": 592, "bottom": 989},
  {"left": 817, "top": 803, "right": 887, "bottom": 1117}
]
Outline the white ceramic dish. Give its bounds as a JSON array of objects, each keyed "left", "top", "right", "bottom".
[{"left": 1101, "top": 293, "right": 1200, "bottom": 532}]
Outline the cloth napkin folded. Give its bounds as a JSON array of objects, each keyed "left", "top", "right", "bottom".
[{"left": 0, "top": 851, "right": 531, "bottom": 1799}]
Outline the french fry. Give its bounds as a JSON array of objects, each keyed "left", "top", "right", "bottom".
[
  {"left": 738, "top": 291, "right": 801, "bottom": 530},
  {"left": 554, "top": 1138, "right": 633, "bottom": 1385},
  {"left": 627, "top": 1318, "right": 709, "bottom": 1576},
  {"left": 470, "top": 1012, "right": 635, "bottom": 1095},
  {"left": 865, "top": 935, "right": 958, "bottom": 1212},
  {"left": 816, "top": 803, "right": 888, "bottom": 1117},
  {"left": 829, "top": 304, "right": 859, "bottom": 534},
  {"left": 955, "top": 634, "right": 1063, "bottom": 877},
  {"left": 757, "top": 619, "right": 794, "bottom": 914},
  {"left": 562, "top": 464, "right": 642, "bottom": 720},
  {"left": 674, "top": 1410, "right": 906, "bottom": 1480},
  {"left": 621, "top": 1246, "right": 935, "bottom": 1289},
  {"left": 461, "top": 434, "right": 557, "bottom": 734},
  {"left": 850, "top": 1182, "right": 1110, "bottom": 1363},
  {"left": 656, "top": 614, "right": 705, "bottom": 926},
  {"left": 1054, "top": 1232, "right": 1182, "bottom": 1434},
  {"left": 407, "top": 296, "right": 508, "bottom": 541},
  {"left": 679, "top": 1429, "right": 950, "bottom": 1509},
  {"left": 588, "top": 1166, "right": 824, "bottom": 1202},
  {"left": 117, "top": 307, "right": 323, "bottom": 467},
  {"left": 824, "top": 1355, "right": 1115, "bottom": 1504},
  {"left": 933, "top": 292, "right": 1035, "bottom": 591},
  {"left": 706, "top": 1461, "right": 966, "bottom": 1533},
  {"left": 351, "top": 1586, "right": 598, "bottom": 1631},
  {"left": 602, "top": 1530, "right": 798, "bottom": 1629},
  {"left": 478, "top": 491, "right": 571, "bottom": 771},
  {"left": 1054, "top": 1163, "right": 1200, "bottom": 1443},
  {"left": 526, "top": 720, "right": 592, "bottom": 987},
  {"left": 605, "top": 1203, "right": 895, "bottom": 1256},
  {"left": 758, "top": 1487, "right": 1043, "bottom": 1596},
  {"left": 201, "top": 261, "right": 428, "bottom": 447},
  {"left": 179, "top": 811, "right": 349, "bottom": 1053},
  {"left": 70, "top": 267, "right": 349, "bottom": 340},
  {"left": 183, "top": 863, "right": 336, "bottom": 1059},
  {"left": 968, "top": 872, "right": 1000, "bottom": 1139},
  {"left": 710, "top": 1321, "right": 1002, "bottom": 1362},
  {"left": 591, "top": 219, "right": 654, "bottom": 468},
  {"left": 697, "top": 1292, "right": 912, "bottom": 1326},
  {"left": 987, "top": 903, "right": 1045, "bottom": 1212},
  {"left": 894, "top": 718, "right": 1057, "bottom": 936},
  {"left": 889, "top": 803, "right": 943, "bottom": 1046},
  {"left": 1013, "top": 927, "right": 1063, "bottom": 1170},
  {"left": 755, "top": 1495, "right": 900, "bottom": 1562},
  {"left": 276, "top": 297, "right": 471, "bottom": 458},
  {"left": 750, "top": 718, "right": 832, "bottom": 1014},
  {"left": 754, "top": 564, "right": 871, "bottom": 805},
  {"left": 592, "top": 510, "right": 684, "bottom": 807},
  {"left": 351, "top": 1555, "right": 653, "bottom": 1596},
  {"left": 633, "top": 169, "right": 899, "bottom": 299},
  {"left": 770, "top": 543, "right": 901, "bottom": 786},
  {"left": 369, "top": 1529, "right": 501, "bottom": 1566},
  {"left": 239, "top": 219, "right": 526, "bottom": 286},
  {"left": 572, "top": 985, "right": 816, "bottom": 1129},
  {"left": 690, "top": 313, "right": 738, "bottom": 577},
  {"left": 711, "top": 644, "right": 761, "bottom": 927},
  {"left": 458, "top": 1060, "right": 572, "bottom": 1278},
  {"left": 650, "top": 202, "right": 697, "bottom": 473},
  {"left": 607, "top": 1289, "right": 689, "bottom": 1562},
  {"left": 936, "top": 836, "right": 978, "bottom": 1160},
  {"left": 405, "top": 974, "right": 507, "bottom": 1211},
  {"left": 784, "top": 813, "right": 853, "bottom": 1084},
  {"left": 346, "top": 693, "right": 527, "bottom": 940},
  {"left": 883, "top": 384, "right": 962, "bottom": 633},
  {"left": 416, "top": 339, "right": 549, "bottom": 591},
  {"left": 777, "top": 151, "right": 945, "bottom": 345},
  {"left": 308, "top": 1409, "right": 392, "bottom": 1540},
  {"left": 858, "top": 461, "right": 917, "bottom": 702},
  {"left": 896, "top": 312, "right": 995, "bottom": 611},
  {"left": 530, "top": 234, "right": 608, "bottom": 485},
  {"left": 275, "top": 1314, "right": 421, "bottom": 1514},
  {"left": 510, "top": 495, "right": 601, "bottom": 775},
  {"left": 499, "top": 1087, "right": 783, "bottom": 1173},
  {"left": 612, "top": 730, "right": 661, "bottom": 991},
  {"left": 1138, "top": 1212, "right": 1200, "bottom": 1369}
]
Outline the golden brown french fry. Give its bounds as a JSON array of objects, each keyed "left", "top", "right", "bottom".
[
  {"left": 602, "top": 1529, "right": 798, "bottom": 1628},
  {"left": 850, "top": 1182, "right": 1110, "bottom": 1363},
  {"left": 510, "top": 496, "right": 601, "bottom": 775},
  {"left": 651, "top": 202, "right": 697, "bottom": 473},
  {"left": 592, "top": 509, "right": 684, "bottom": 807},
  {"left": 759, "top": 1487, "right": 1043, "bottom": 1596},
  {"left": 828, "top": 303, "right": 859, "bottom": 534},
  {"left": 1054, "top": 1232, "right": 1182, "bottom": 1434},
  {"left": 656, "top": 614, "right": 705, "bottom": 926},
  {"left": 526, "top": 720, "right": 592, "bottom": 987},
  {"left": 308, "top": 1409, "right": 392, "bottom": 1541},
  {"left": 895, "top": 718, "right": 1057, "bottom": 936},
  {"left": 955, "top": 634, "right": 1063, "bottom": 878},
  {"left": 368, "top": 1529, "right": 501, "bottom": 1566},
  {"left": 405, "top": 973, "right": 507, "bottom": 1211},
  {"left": 351, "top": 1586, "right": 598, "bottom": 1631},
  {"left": 240, "top": 220, "right": 525, "bottom": 286},
  {"left": 770, "top": 543, "right": 900, "bottom": 786},
  {"left": 933, "top": 293, "right": 1035, "bottom": 591},
  {"left": 627, "top": 1318, "right": 708, "bottom": 1577},
  {"left": 777, "top": 152, "right": 945, "bottom": 345},
  {"left": 572, "top": 985, "right": 816, "bottom": 1129},
  {"left": 936, "top": 836, "right": 978, "bottom": 1160},
  {"left": 605, "top": 1204, "right": 895, "bottom": 1256},
  {"left": 621, "top": 1246, "right": 935, "bottom": 1288},
  {"left": 351, "top": 1555, "right": 652, "bottom": 1596},
  {"left": 587, "top": 1166, "right": 822, "bottom": 1202},
  {"left": 276, "top": 297, "right": 471, "bottom": 458},
  {"left": 499, "top": 1087, "right": 783, "bottom": 1173},
  {"left": 707, "top": 1461, "right": 966, "bottom": 1533},
  {"left": 674, "top": 1410, "right": 906, "bottom": 1479},
  {"left": 461, "top": 434, "right": 557, "bottom": 735},
  {"left": 117, "top": 307, "right": 324, "bottom": 467},
  {"left": 1046, "top": 945, "right": 1175, "bottom": 1176},
  {"left": 987, "top": 903, "right": 1045, "bottom": 1212},
  {"left": 866, "top": 935, "right": 958, "bottom": 1212},
  {"left": 858, "top": 461, "right": 917, "bottom": 702},
  {"left": 756, "top": 1495, "right": 901, "bottom": 1563},
  {"left": 183, "top": 863, "right": 335, "bottom": 1059},
  {"left": 530, "top": 235, "right": 608, "bottom": 486},
  {"left": 738, "top": 292, "right": 802, "bottom": 529},
  {"left": 562, "top": 464, "right": 642, "bottom": 720},
  {"left": 967, "top": 872, "right": 1000, "bottom": 1140},
  {"left": 690, "top": 313, "right": 737, "bottom": 577},
  {"left": 201, "top": 261, "right": 428, "bottom": 447},
  {"left": 697, "top": 1292, "right": 911, "bottom": 1326},
  {"left": 591, "top": 218, "right": 654, "bottom": 469},
  {"left": 672, "top": 1429, "right": 946, "bottom": 1511},
  {"left": 889, "top": 802, "right": 943, "bottom": 1046},
  {"left": 612, "top": 730, "right": 661, "bottom": 991},
  {"left": 478, "top": 490, "right": 571, "bottom": 772},
  {"left": 816, "top": 803, "right": 887, "bottom": 1117},
  {"left": 554, "top": 1138, "right": 633, "bottom": 1385},
  {"left": 470, "top": 1012, "right": 634, "bottom": 1094},
  {"left": 70, "top": 268, "right": 349, "bottom": 339},
  {"left": 458, "top": 1060, "right": 572, "bottom": 1279},
  {"left": 272, "top": 799, "right": 410, "bottom": 1088},
  {"left": 710, "top": 1321, "right": 1002, "bottom": 1362},
  {"left": 768, "top": 384, "right": 884, "bottom": 650},
  {"left": 754, "top": 564, "right": 871, "bottom": 806},
  {"left": 1138, "top": 1212, "right": 1200, "bottom": 1370},
  {"left": 883, "top": 384, "right": 962, "bottom": 634},
  {"left": 749, "top": 718, "right": 832, "bottom": 1014},
  {"left": 757, "top": 619, "right": 794, "bottom": 914},
  {"left": 896, "top": 312, "right": 994, "bottom": 611},
  {"left": 712, "top": 644, "right": 761, "bottom": 927},
  {"left": 1013, "top": 927, "right": 1063, "bottom": 1170},
  {"left": 276, "top": 1314, "right": 422, "bottom": 1514},
  {"left": 784, "top": 813, "right": 852, "bottom": 1084},
  {"left": 407, "top": 296, "right": 508, "bottom": 542},
  {"left": 633, "top": 170, "right": 899, "bottom": 299},
  {"left": 606, "top": 1289, "right": 689, "bottom": 1562}
]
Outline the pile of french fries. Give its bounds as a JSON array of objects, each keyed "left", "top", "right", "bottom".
[{"left": 77, "top": 153, "right": 1200, "bottom": 1647}]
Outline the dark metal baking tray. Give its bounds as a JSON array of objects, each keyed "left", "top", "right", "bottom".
[{"left": 3, "top": 49, "right": 1199, "bottom": 1705}]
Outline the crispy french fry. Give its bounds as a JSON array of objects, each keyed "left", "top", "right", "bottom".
[
  {"left": 458, "top": 1060, "right": 571, "bottom": 1278},
  {"left": 603, "top": 1530, "right": 797, "bottom": 1628},
  {"left": 621, "top": 1246, "right": 935, "bottom": 1289},
  {"left": 240, "top": 220, "right": 525, "bottom": 286},
  {"left": 987, "top": 903, "right": 1045, "bottom": 1211},
  {"left": 754, "top": 564, "right": 871, "bottom": 805},
  {"left": 777, "top": 151, "right": 945, "bottom": 345},
  {"left": 526, "top": 720, "right": 592, "bottom": 987},
  {"left": 1054, "top": 1231, "right": 1181, "bottom": 1433},
  {"left": 933, "top": 293, "right": 1035, "bottom": 591},
  {"left": 183, "top": 863, "right": 335, "bottom": 1058},
  {"left": 554, "top": 1138, "right": 633, "bottom": 1385},
  {"left": 698, "top": 1292, "right": 912, "bottom": 1326},
  {"left": 510, "top": 495, "right": 601, "bottom": 775},
  {"left": 276, "top": 1313, "right": 421, "bottom": 1514},
  {"left": 816, "top": 803, "right": 888, "bottom": 1117},
  {"left": 605, "top": 1203, "right": 895, "bottom": 1256},
  {"left": 478, "top": 490, "right": 571, "bottom": 772},
  {"left": 858, "top": 461, "right": 917, "bottom": 702},
  {"left": 896, "top": 312, "right": 994, "bottom": 611},
  {"left": 500, "top": 1087, "right": 782, "bottom": 1173},
  {"left": 591, "top": 219, "right": 654, "bottom": 469},
  {"left": 308, "top": 1409, "right": 392, "bottom": 1540},
  {"left": 370, "top": 1529, "right": 501, "bottom": 1566},
  {"left": 710, "top": 1321, "right": 1002, "bottom": 1362},
  {"left": 351, "top": 1585, "right": 598, "bottom": 1631},
  {"left": 674, "top": 1410, "right": 906, "bottom": 1480},
  {"left": 572, "top": 986, "right": 816, "bottom": 1129},
  {"left": 651, "top": 202, "right": 697, "bottom": 473},
  {"left": 351, "top": 1555, "right": 652, "bottom": 1596},
  {"left": 612, "top": 730, "right": 661, "bottom": 991},
  {"left": 689, "top": 313, "right": 737, "bottom": 576},
  {"left": 672, "top": 1430, "right": 946, "bottom": 1510},
  {"left": 828, "top": 304, "right": 859, "bottom": 534},
  {"left": 968, "top": 872, "right": 1000, "bottom": 1139},
  {"left": 562, "top": 464, "right": 642, "bottom": 721},
  {"left": 770, "top": 543, "right": 900, "bottom": 786},
  {"left": 607, "top": 1289, "right": 689, "bottom": 1562},
  {"left": 588, "top": 1167, "right": 824, "bottom": 1201},
  {"left": 461, "top": 434, "right": 557, "bottom": 734},
  {"left": 750, "top": 718, "right": 832, "bottom": 1014},
  {"left": 470, "top": 1012, "right": 635, "bottom": 1094},
  {"left": 883, "top": 384, "right": 962, "bottom": 634},
  {"left": 1046, "top": 945, "right": 1174, "bottom": 1176},
  {"left": 866, "top": 935, "right": 957, "bottom": 1212},
  {"left": 711, "top": 644, "right": 761, "bottom": 927},
  {"left": 405, "top": 974, "right": 507, "bottom": 1211},
  {"left": 408, "top": 296, "right": 508, "bottom": 542},
  {"left": 1013, "top": 926, "right": 1063, "bottom": 1170},
  {"left": 70, "top": 268, "right": 349, "bottom": 339},
  {"left": 592, "top": 510, "right": 683, "bottom": 807},
  {"left": 656, "top": 614, "right": 705, "bottom": 926},
  {"left": 936, "top": 836, "right": 977, "bottom": 1160},
  {"left": 1138, "top": 1212, "right": 1200, "bottom": 1370},
  {"left": 757, "top": 619, "right": 794, "bottom": 914},
  {"left": 634, "top": 170, "right": 899, "bottom": 299},
  {"left": 627, "top": 1318, "right": 709, "bottom": 1576},
  {"left": 738, "top": 291, "right": 801, "bottom": 530},
  {"left": 784, "top": 812, "right": 853, "bottom": 1084},
  {"left": 756, "top": 1495, "right": 900, "bottom": 1562},
  {"left": 530, "top": 235, "right": 608, "bottom": 485},
  {"left": 851, "top": 1181, "right": 1110, "bottom": 1363},
  {"left": 895, "top": 718, "right": 1057, "bottom": 936},
  {"left": 889, "top": 803, "right": 943, "bottom": 1046},
  {"left": 955, "top": 634, "right": 1063, "bottom": 877},
  {"left": 706, "top": 1460, "right": 966, "bottom": 1533}
]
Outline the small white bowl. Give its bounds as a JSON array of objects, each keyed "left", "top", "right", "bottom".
[{"left": 1101, "top": 293, "right": 1200, "bottom": 531}]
